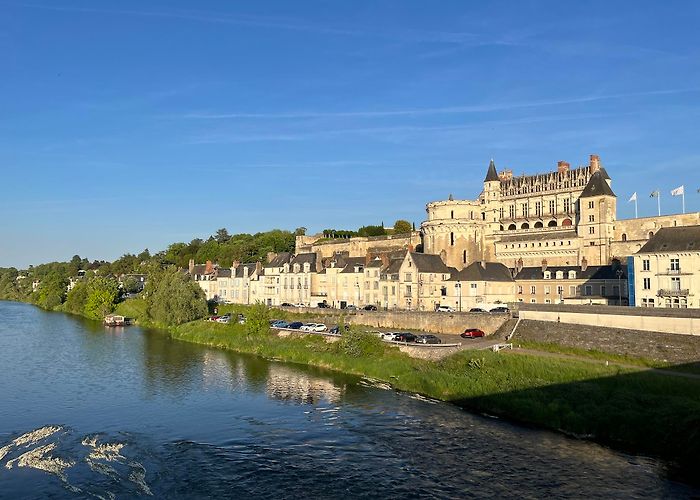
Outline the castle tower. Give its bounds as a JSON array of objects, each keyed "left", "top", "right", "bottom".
[
  {"left": 481, "top": 159, "right": 502, "bottom": 260},
  {"left": 577, "top": 169, "right": 617, "bottom": 265}
]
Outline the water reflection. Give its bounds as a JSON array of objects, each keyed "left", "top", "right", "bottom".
[{"left": 266, "top": 364, "right": 345, "bottom": 404}]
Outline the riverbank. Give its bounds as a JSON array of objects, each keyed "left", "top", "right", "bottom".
[{"left": 169, "top": 315, "right": 700, "bottom": 479}]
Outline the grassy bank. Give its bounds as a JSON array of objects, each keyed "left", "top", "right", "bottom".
[{"left": 170, "top": 318, "right": 700, "bottom": 473}]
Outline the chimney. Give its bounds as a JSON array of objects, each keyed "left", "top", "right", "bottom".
[
  {"left": 581, "top": 256, "right": 588, "bottom": 272},
  {"left": 380, "top": 253, "right": 390, "bottom": 268},
  {"left": 244, "top": 265, "right": 249, "bottom": 277},
  {"left": 231, "top": 260, "right": 240, "bottom": 275},
  {"left": 557, "top": 161, "right": 570, "bottom": 173},
  {"left": 188, "top": 259, "right": 195, "bottom": 274},
  {"left": 541, "top": 259, "right": 548, "bottom": 272},
  {"left": 315, "top": 252, "right": 323, "bottom": 273},
  {"left": 589, "top": 154, "right": 600, "bottom": 173},
  {"left": 516, "top": 257, "right": 524, "bottom": 274},
  {"left": 255, "top": 261, "right": 262, "bottom": 275},
  {"left": 205, "top": 260, "right": 213, "bottom": 274},
  {"left": 480, "top": 261, "right": 486, "bottom": 269},
  {"left": 267, "top": 252, "right": 277, "bottom": 264}
]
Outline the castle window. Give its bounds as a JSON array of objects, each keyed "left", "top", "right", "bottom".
[
  {"left": 589, "top": 227, "right": 595, "bottom": 234},
  {"left": 548, "top": 220, "right": 557, "bottom": 227},
  {"left": 648, "top": 231, "right": 654, "bottom": 239},
  {"left": 563, "top": 199, "right": 571, "bottom": 213},
  {"left": 482, "top": 212, "right": 486, "bottom": 220},
  {"left": 622, "top": 233, "right": 627, "bottom": 242},
  {"left": 508, "top": 224, "right": 516, "bottom": 231},
  {"left": 521, "top": 223, "right": 530, "bottom": 230},
  {"left": 451, "top": 210, "right": 454, "bottom": 219},
  {"left": 463, "top": 250, "right": 467, "bottom": 264},
  {"left": 589, "top": 215, "right": 595, "bottom": 222},
  {"left": 450, "top": 232, "right": 454, "bottom": 246},
  {"left": 544, "top": 271, "right": 551, "bottom": 279},
  {"left": 549, "top": 200, "right": 555, "bottom": 213},
  {"left": 556, "top": 271, "right": 564, "bottom": 279},
  {"left": 588, "top": 201, "right": 594, "bottom": 209},
  {"left": 534, "top": 221, "right": 543, "bottom": 229},
  {"left": 535, "top": 202, "right": 542, "bottom": 216}
]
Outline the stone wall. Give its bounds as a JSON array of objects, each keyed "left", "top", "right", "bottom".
[
  {"left": 611, "top": 212, "right": 700, "bottom": 259},
  {"left": 292, "top": 308, "right": 509, "bottom": 335},
  {"left": 295, "top": 232, "right": 422, "bottom": 258}
]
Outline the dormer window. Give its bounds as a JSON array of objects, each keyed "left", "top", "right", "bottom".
[
  {"left": 303, "top": 263, "right": 310, "bottom": 273},
  {"left": 543, "top": 271, "right": 551, "bottom": 279},
  {"left": 555, "top": 271, "right": 564, "bottom": 279},
  {"left": 293, "top": 264, "right": 300, "bottom": 273},
  {"left": 568, "top": 271, "right": 577, "bottom": 279}
]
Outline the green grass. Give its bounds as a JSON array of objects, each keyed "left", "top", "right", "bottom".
[
  {"left": 170, "top": 319, "right": 700, "bottom": 469},
  {"left": 114, "top": 298, "right": 148, "bottom": 322}
]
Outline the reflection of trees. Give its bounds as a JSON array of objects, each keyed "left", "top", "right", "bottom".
[
  {"left": 266, "top": 364, "right": 344, "bottom": 404},
  {"left": 142, "top": 328, "right": 208, "bottom": 395}
]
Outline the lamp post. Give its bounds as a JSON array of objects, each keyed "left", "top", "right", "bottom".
[
  {"left": 616, "top": 268, "right": 624, "bottom": 306},
  {"left": 455, "top": 282, "right": 462, "bottom": 312}
]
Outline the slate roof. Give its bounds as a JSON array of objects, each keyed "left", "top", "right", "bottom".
[
  {"left": 599, "top": 166, "right": 611, "bottom": 180},
  {"left": 190, "top": 265, "right": 208, "bottom": 275},
  {"left": 265, "top": 252, "right": 292, "bottom": 268},
  {"left": 580, "top": 170, "right": 616, "bottom": 198},
  {"left": 638, "top": 225, "right": 700, "bottom": 253},
  {"left": 290, "top": 253, "right": 317, "bottom": 268},
  {"left": 514, "top": 264, "right": 627, "bottom": 281},
  {"left": 449, "top": 262, "right": 514, "bottom": 282},
  {"left": 484, "top": 159, "right": 499, "bottom": 182},
  {"left": 340, "top": 257, "right": 365, "bottom": 273},
  {"left": 382, "top": 259, "right": 403, "bottom": 276},
  {"left": 410, "top": 252, "right": 450, "bottom": 273},
  {"left": 366, "top": 259, "right": 384, "bottom": 268},
  {"left": 233, "top": 263, "right": 258, "bottom": 278},
  {"left": 217, "top": 269, "right": 232, "bottom": 278}
]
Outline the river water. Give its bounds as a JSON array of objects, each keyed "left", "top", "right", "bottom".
[{"left": 0, "top": 301, "right": 696, "bottom": 499}]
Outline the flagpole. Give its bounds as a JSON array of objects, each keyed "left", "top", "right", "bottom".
[
  {"left": 635, "top": 198, "right": 638, "bottom": 218},
  {"left": 682, "top": 191, "right": 685, "bottom": 213},
  {"left": 657, "top": 192, "right": 661, "bottom": 216}
]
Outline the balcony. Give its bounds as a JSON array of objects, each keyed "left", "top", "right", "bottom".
[
  {"left": 657, "top": 289, "right": 690, "bottom": 297},
  {"left": 657, "top": 268, "right": 686, "bottom": 276}
]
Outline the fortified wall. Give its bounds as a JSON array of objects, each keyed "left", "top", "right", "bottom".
[{"left": 611, "top": 212, "right": 700, "bottom": 258}]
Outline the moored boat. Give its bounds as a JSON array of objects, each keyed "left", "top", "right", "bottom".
[{"left": 104, "top": 314, "right": 132, "bottom": 327}]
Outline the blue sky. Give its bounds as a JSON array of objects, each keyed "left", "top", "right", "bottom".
[{"left": 1, "top": 1, "right": 700, "bottom": 267}]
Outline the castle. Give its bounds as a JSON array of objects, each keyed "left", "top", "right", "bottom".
[{"left": 191, "top": 154, "right": 700, "bottom": 309}]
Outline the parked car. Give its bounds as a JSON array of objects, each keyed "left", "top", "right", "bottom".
[
  {"left": 271, "top": 320, "right": 289, "bottom": 328},
  {"left": 280, "top": 303, "right": 293, "bottom": 307},
  {"left": 415, "top": 334, "right": 442, "bottom": 344},
  {"left": 392, "top": 332, "right": 417, "bottom": 343},
  {"left": 216, "top": 316, "right": 230, "bottom": 324},
  {"left": 363, "top": 305, "right": 378, "bottom": 311},
  {"left": 345, "top": 305, "right": 357, "bottom": 311},
  {"left": 317, "top": 302, "right": 331, "bottom": 308},
  {"left": 287, "top": 321, "right": 304, "bottom": 329},
  {"left": 380, "top": 332, "right": 397, "bottom": 341},
  {"left": 461, "top": 328, "right": 485, "bottom": 338},
  {"left": 490, "top": 306, "right": 510, "bottom": 314},
  {"left": 469, "top": 307, "right": 488, "bottom": 313},
  {"left": 299, "top": 323, "right": 313, "bottom": 331},
  {"left": 294, "top": 303, "right": 306, "bottom": 308},
  {"left": 309, "top": 323, "right": 327, "bottom": 332},
  {"left": 436, "top": 305, "right": 454, "bottom": 312}
]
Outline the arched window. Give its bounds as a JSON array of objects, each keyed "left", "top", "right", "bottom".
[
  {"left": 548, "top": 220, "right": 557, "bottom": 227},
  {"left": 521, "top": 223, "right": 530, "bottom": 230},
  {"left": 450, "top": 232, "right": 455, "bottom": 246},
  {"left": 622, "top": 233, "right": 627, "bottom": 242},
  {"left": 499, "top": 225, "right": 504, "bottom": 231},
  {"left": 534, "top": 221, "right": 543, "bottom": 228},
  {"left": 508, "top": 224, "right": 516, "bottom": 230},
  {"left": 648, "top": 231, "right": 654, "bottom": 239},
  {"left": 562, "top": 218, "right": 572, "bottom": 227}
]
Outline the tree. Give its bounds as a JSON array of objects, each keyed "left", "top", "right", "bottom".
[
  {"left": 245, "top": 302, "right": 270, "bottom": 339},
  {"left": 145, "top": 267, "right": 208, "bottom": 326},
  {"left": 36, "top": 272, "right": 68, "bottom": 310},
  {"left": 215, "top": 228, "right": 231, "bottom": 244},
  {"left": 357, "top": 225, "right": 386, "bottom": 237},
  {"left": 84, "top": 277, "right": 119, "bottom": 320},
  {"left": 294, "top": 227, "right": 307, "bottom": 236},
  {"left": 393, "top": 220, "right": 412, "bottom": 234},
  {"left": 137, "top": 248, "right": 151, "bottom": 261},
  {"left": 64, "top": 280, "right": 88, "bottom": 315}
]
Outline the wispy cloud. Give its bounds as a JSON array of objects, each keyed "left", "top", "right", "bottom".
[
  {"left": 182, "top": 88, "right": 700, "bottom": 120},
  {"left": 189, "top": 112, "right": 626, "bottom": 144}
]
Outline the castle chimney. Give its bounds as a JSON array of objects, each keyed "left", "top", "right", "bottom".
[
  {"left": 380, "top": 253, "right": 390, "bottom": 268},
  {"left": 589, "top": 154, "right": 600, "bottom": 173},
  {"left": 188, "top": 259, "right": 195, "bottom": 274},
  {"left": 581, "top": 256, "right": 588, "bottom": 272},
  {"left": 255, "top": 261, "right": 262, "bottom": 275},
  {"left": 516, "top": 257, "right": 524, "bottom": 274},
  {"left": 267, "top": 252, "right": 277, "bottom": 263},
  {"left": 315, "top": 252, "right": 323, "bottom": 273},
  {"left": 541, "top": 259, "right": 548, "bottom": 272},
  {"left": 480, "top": 261, "right": 487, "bottom": 269},
  {"left": 205, "top": 260, "right": 213, "bottom": 274},
  {"left": 557, "top": 161, "right": 570, "bottom": 173},
  {"left": 231, "top": 260, "right": 240, "bottom": 275},
  {"left": 243, "top": 265, "right": 249, "bottom": 277}
]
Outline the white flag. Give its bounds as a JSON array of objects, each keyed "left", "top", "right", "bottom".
[
  {"left": 628, "top": 192, "right": 637, "bottom": 202},
  {"left": 671, "top": 185, "right": 684, "bottom": 196}
]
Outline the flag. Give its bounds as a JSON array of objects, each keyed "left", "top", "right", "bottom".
[
  {"left": 628, "top": 192, "right": 637, "bottom": 202},
  {"left": 671, "top": 185, "right": 684, "bottom": 196},
  {"left": 650, "top": 190, "right": 660, "bottom": 198}
]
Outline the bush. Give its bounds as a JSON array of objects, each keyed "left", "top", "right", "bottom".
[
  {"left": 246, "top": 302, "right": 270, "bottom": 338},
  {"left": 145, "top": 267, "right": 208, "bottom": 326},
  {"left": 338, "top": 328, "right": 386, "bottom": 358},
  {"left": 84, "top": 277, "right": 119, "bottom": 320}
]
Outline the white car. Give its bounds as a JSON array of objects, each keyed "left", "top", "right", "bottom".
[
  {"left": 380, "top": 332, "right": 398, "bottom": 341},
  {"left": 436, "top": 305, "right": 455, "bottom": 312},
  {"left": 309, "top": 323, "right": 327, "bottom": 332},
  {"left": 294, "top": 303, "right": 306, "bottom": 308}
]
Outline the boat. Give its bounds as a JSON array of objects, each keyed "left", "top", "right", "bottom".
[{"left": 103, "top": 314, "right": 132, "bottom": 327}]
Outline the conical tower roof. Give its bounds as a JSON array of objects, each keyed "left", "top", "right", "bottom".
[
  {"left": 580, "top": 170, "right": 616, "bottom": 198},
  {"left": 484, "top": 159, "right": 499, "bottom": 182}
]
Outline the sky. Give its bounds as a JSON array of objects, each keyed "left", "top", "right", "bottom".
[{"left": 1, "top": 0, "right": 700, "bottom": 268}]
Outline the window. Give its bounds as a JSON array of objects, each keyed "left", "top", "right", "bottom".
[
  {"left": 584, "top": 285, "right": 592, "bottom": 296},
  {"left": 556, "top": 271, "right": 564, "bottom": 279},
  {"left": 404, "top": 273, "right": 412, "bottom": 282},
  {"left": 588, "top": 201, "right": 594, "bottom": 209},
  {"left": 509, "top": 205, "right": 515, "bottom": 218},
  {"left": 451, "top": 210, "right": 454, "bottom": 219},
  {"left": 671, "top": 277, "right": 681, "bottom": 291},
  {"left": 643, "top": 259, "right": 650, "bottom": 271},
  {"left": 450, "top": 232, "right": 454, "bottom": 246},
  {"left": 643, "top": 278, "right": 651, "bottom": 290},
  {"left": 601, "top": 285, "right": 606, "bottom": 296},
  {"left": 557, "top": 285, "right": 564, "bottom": 297},
  {"left": 530, "top": 285, "right": 536, "bottom": 294},
  {"left": 530, "top": 298, "right": 536, "bottom": 303},
  {"left": 463, "top": 250, "right": 467, "bottom": 264},
  {"left": 405, "top": 285, "right": 412, "bottom": 295},
  {"left": 589, "top": 227, "right": 595, "bottom": 234},
  {"left": 517, "top": 285, "right": 523, "bottom": 295},
  {"left": 588, "top": 215, "right": 595, "bottom": 222},
  {"left": 500, "top": 207, "right": 504, "bottom": 219},
  {"left": 544, "top": 286, "right": 551, "bottom": 295},
  {"left": 543, "top": 271, "right": 551, "bottom": 279},
  {"left": 569, "top": 285, "right": 576, "bottom": 296},
  {"left": 470, "top": 283, "right": 477, "bottom": 289},
  {"left": 549, "top": 200, "right": 555, "bottom": 214},
  {"left": 568, "top": 271, "right": 576, "bottom": 279},
  {"left": 621, "top": 233, "right": 627, "bottom": 242},
  {"left": 535, "top": 201, "right": 542, "bottom": 216},
  {"left": 563, "top": 199, "right": 571, "bottom": 213},
  {"left": 670, "top": 258, "right": 680, "bottom": 271},
  {"left": 545, "top": 299, "right": 552, "bottom": 304},
  {"left": 521, "top": 203, "right": 529, "bottom": 217}
]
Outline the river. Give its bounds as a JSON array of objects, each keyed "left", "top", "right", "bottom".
[{"left": 0, "top": 301, "right": 696, "bottom": 498}]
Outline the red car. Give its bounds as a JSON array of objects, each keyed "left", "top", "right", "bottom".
[{"left": 461, "top": 328, "right": 485, "bottom": 338}]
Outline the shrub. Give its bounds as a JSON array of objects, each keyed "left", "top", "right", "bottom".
[
  {"left": 246, "top": 302, "right": 270, "bottom": 338},
  {"left": 338, "top": 328, "right": 385, "bottom": 358}
]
